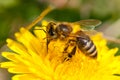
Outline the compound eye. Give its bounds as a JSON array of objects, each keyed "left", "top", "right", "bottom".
[{"left": 56, "top": 24, "right": 72, "bottom": 35}]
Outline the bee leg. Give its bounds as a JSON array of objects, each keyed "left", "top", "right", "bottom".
[
  {"left": 64, "top": 39, "right": 76, "bottom": 50},
  {"left": 64, "top": 46, "right": 76, "bottom": 61},
  {"left": 63, "top": 39, "right": 76, "bottom": 61},
  {"left": 46, "top": 38, "right": 54, "bottom": 53},
  {"left": 63, "top": 39, "right": 75, "bottom": 55},
  {"left": 47, "top": 39, "right": 50, "bottom": 52},
  {"left": 68, "top": 46, "right": 76, "bottom": 58}
]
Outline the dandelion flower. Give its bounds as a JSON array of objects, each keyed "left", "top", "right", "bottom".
[{"left": 1, "top": 21, "right": 120, "bottom": 80}]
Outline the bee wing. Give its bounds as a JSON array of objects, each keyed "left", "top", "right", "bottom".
[
  {"left": 83, "top": 30, "right": 99, "bottom": 36},
  {"left": 73, "top": 19, "right": 102, "bottom": 30}
]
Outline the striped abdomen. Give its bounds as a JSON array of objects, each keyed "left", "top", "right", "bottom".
[{"left": 76, "top": 31, "right": 97, "bottom": 58}]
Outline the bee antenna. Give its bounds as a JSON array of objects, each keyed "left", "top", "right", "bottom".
[{"left": 34, "top": 28, "right": 47, "bottom": 33}]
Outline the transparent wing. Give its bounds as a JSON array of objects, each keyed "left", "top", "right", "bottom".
[
  {"left": 83, "top": 30, "right": 98, "bottom": 36},
  {"left": 73, "top": 19, "right": 102, "bottom": 30}
]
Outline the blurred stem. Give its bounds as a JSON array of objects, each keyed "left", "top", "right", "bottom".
[
  {"left": 26, "top": 5, "right": 55, "bottom": 30},
  {"left": 104, "top": 35, "right": 120, "bottom": 44}
]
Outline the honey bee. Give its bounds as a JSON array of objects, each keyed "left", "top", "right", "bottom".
[
  {"left": 24, "top": 6, "right": 103, "bottom": 58},
  {"left": 46, "top": 19, "right": 101, "bottom": 59}
]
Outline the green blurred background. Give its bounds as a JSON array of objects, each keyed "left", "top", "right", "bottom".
[
  {"left": 0, "top": 0, "right": 120, "bottom": 80},
  {"left": 0, "top": 0, "right": 120, "bottom": 48}
]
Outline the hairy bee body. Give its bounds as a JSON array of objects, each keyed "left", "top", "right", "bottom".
[{"left": 45, "top": 19, "right": 101, "bottom": 59}]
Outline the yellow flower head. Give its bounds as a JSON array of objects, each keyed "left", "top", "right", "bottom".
[{"left": 1, "top": 21, "right": 120, "bottom": 80}]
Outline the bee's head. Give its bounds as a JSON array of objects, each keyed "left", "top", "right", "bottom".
[{"left": 46, "top": 22, "right": 58, "bottom": 39}]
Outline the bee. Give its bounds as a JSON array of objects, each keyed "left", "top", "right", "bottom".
[{"left": 46, "top": 19, "right": 101, "bottom": 59}]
